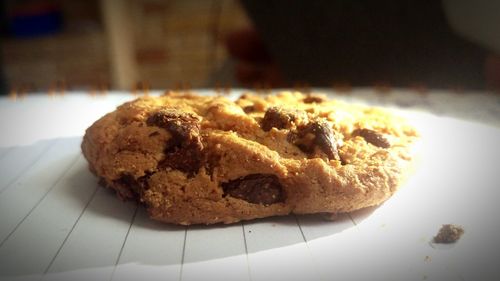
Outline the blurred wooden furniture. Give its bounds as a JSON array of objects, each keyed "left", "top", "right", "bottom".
[
  {"left": 100, "top": 0, "right": 137, "bottom": 90},
  {"left": 2, "top": 0, "right": 251, "bottom": 91}
]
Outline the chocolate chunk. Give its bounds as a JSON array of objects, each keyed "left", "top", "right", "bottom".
[
  {"left": 243, "top": 105, "right": 255, "bottom": 113},
  {"left": 116, "top": 174, "right": 145, "bottom": 192},
  {"left": 294, "top": 121, "right": 340, "bottom": 160},
  {"left": 113, "top": 173, "right": 150, "bottom": 200},
  {"left": 261, "top": 107, "right": 300, "bottom": 131},
  {"left": 147, "top": 109, "right": 204, "bottom": 176},
  {"left": 433, "top": 224, "right": 464, "bottom": 244},
  {"left": 162, "top": 143, "right": 204, "bottom": 176},
  {"left": 98, "top": 177, "right": 108, "bottom": 188},
  {"left": 303, "top": 95, "right": 325, "bottom": 104},
  {"left": 352, "top": 128, "right": 390, "bottom": 148},
  {"left": 222, "top": 174, "right": 285, "bottom": 205},
  {"left": 147, "top": 109, "right": 200, "bottom": 146}
]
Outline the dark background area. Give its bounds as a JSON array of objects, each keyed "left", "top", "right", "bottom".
[
  {"left": 1, "top": 0, "right": 499, "bottom": 94},
  {"left": 1, "top": 2, "right": 7, "bottom": 94},
  {"left": 241, "top": 0, "right": 487, "bottom": 89}
]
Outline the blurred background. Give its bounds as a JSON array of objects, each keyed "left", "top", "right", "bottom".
[{"left": 1, "top": 0, "right": 499, "bottom": 94}]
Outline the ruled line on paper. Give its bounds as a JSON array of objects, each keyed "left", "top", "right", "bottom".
[
  {"left": 0, "top": 155, "right": 98, "bottom": 280},
  {"left": 109, "top": 207, "right": 185, "bottom": 281},
  {"left": 294, "top": 213, "right": 359, "bottom": 281},
  {"left": 41, "top": 187, "right": 138, "bottom": 280},
  {"left": 0, "top": 138, "right": 82, "bottom": 243},
  {"left": 294, "top": 215, "right": 308, "bottom": 243},
  {"left": 43, "top": 185, "right": 100, "bottom": 275},
  {"left": 242, "top": 222, "right": 252, "bottom": 281},
  {"left": 178, "top": 226, "right": 188, "bottom": 281},
  {"left": 181, "top": 223, "right": 250, "bottom": 281},
  {"left": 109, "top": 206, "right": 139, "bottom": 281},
  {"left": 294, "top": 215, "right": 324, "bottom": 281},
  {"left": 0, "top": 140, "right": 55, "bottom": 194},
  {"left": 348, "top": 213, "right": 357, "bottom": 226},
  {"left": 0, "top": 153, "right": 81, "bottom": 248},
  {"left": 243, "top": 216, "right": 320, "bottom": 281}
]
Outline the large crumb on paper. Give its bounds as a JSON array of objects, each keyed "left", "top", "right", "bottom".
[{"left": 433, "top": 224, "right": 464, "bottom": 243}]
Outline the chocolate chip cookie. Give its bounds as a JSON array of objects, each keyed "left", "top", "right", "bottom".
[{"left": 81, "top": 91, "right": 418, "bottom": 225}]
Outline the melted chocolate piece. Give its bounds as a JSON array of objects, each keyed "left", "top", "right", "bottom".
[
  {"left": 147, "top": 109, "right": 204, "bottom": 176},
  {"left": 352, "top": 128, "right": 390, "bottom": 148},
  {"left": 147, "top": 109, "right": 200, "bottom": 146},
  {"left": 261, "top": 107, "right": 301, "bottom": 131},
  {"left": 222, "top": 174, "right": 285, "bottom": 205},
  {"left": 112, "top": 173, "right": 150, "bottom": 200},
  {"left": 294, "top": 121, "right": 340, "bottom": 160},
  {"left": 242, "top": 105, "right": 255, "bottom": 113}
]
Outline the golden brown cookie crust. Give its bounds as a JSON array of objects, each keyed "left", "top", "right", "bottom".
[{"left": 81, "top": 91, "right": 418, "bottom": 225}]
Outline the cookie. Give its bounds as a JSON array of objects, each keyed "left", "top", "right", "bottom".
[{"left": 81, "top": 91, "right": 418, "bottom": 225}]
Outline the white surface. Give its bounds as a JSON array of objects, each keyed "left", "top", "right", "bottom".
[{"left": 0, "top": 89, "right": 499, "bottom": 281}]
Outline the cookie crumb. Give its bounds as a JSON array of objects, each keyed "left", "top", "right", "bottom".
[
  {"left": 303, "top": 95, "right": 325, "bottom": 104},
  {"left": 433, "top": 224, "right": 464, "bottom": 244},
  {"left": 424, "top": 255, "right": 431, "bottom": 262}
]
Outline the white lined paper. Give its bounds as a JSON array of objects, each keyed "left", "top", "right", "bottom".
[
  {"left": 110, "top": 208, "right": 185, "bottom": 281},
  {"left": 0, "top": 157, "right": 98, "bottom": 280},
  {"left": 0, "top": 138, "right": 80, "bottom": 244},
  {"left": 0, "top": 91, "right": 499, "bottom": 281},
  {"left": 42, "top": 188, "right": 137, "bottom": 281},
  {"left": 181, "top": 224, "right": 250, "bottom": 281},
  {"left": 0, "top": 140, "right": 54, "bottom": 193},
  {"left": 244, "top": 216, "right": 320, "bottom": 281}
]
